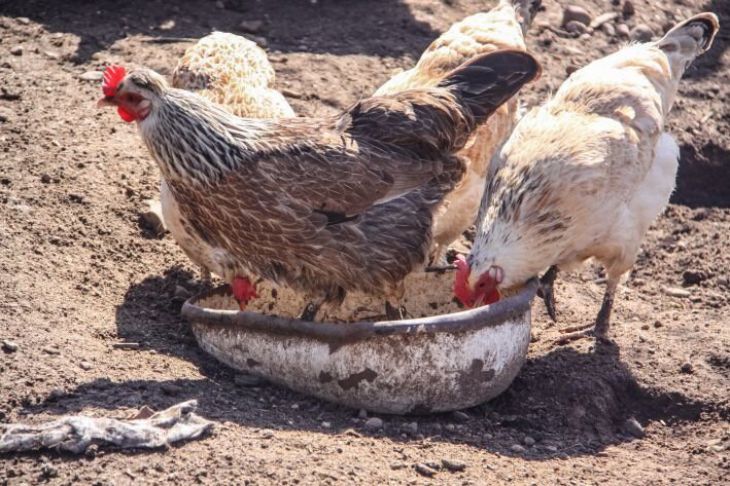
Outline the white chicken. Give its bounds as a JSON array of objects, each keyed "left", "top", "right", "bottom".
[
  {"left": 375, "top": 0, "right": 540, "bottom": 262},
  {"left": 454, "top": 13, "right": 720, "bottom": 343}
]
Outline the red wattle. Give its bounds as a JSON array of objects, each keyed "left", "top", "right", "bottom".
[{"left": 117, "top": 106, "right": 136, "bottom": 123}]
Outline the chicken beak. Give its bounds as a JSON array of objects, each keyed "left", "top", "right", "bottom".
[{"left": 97, "top": 96, "right": 116, "bottom": 108}]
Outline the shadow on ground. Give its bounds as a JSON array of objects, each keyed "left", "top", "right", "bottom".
[
  {"left": 16, "top": 271, "right": 728, "bottom": 460},
  {"left": 1, "top": 0, "right": 439, "bottom": 63}
]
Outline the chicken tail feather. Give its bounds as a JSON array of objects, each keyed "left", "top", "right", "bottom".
[
  {"left": 438, "top": 49, "right": 540, "bottom": 126},
  {"left": 655, "top": 12, "right": 719, "bottom": 79}
]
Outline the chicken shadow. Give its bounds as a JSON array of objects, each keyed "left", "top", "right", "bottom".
[
  {"left": 671, "top": 142, "right": 730, "bottom": 208},
  {"left": 1, "top": 0, "right": 439, "bottom": 64},
  {"left": 16, "top": 271, "right": 727, "bottom": 460}
]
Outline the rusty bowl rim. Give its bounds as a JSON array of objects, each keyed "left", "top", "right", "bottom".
[{"left": 182, "top": 279, "right": 538, "bottom": 343}]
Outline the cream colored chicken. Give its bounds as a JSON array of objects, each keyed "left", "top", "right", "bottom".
[
  {"left": 375, "top": 0, "right": 540, "bottom": 262},
  {"left": 455, "top": 13, "right": 720, "bottom": 343},
  {"left": 160, "top": 32, "right": 294, "bottom": 280}
]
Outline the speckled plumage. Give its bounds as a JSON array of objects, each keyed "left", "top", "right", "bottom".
[
  {"left": 162, "top": 32, "right": 295, "bottom": 280},
  {"left": 375, "top": 0, "right": 539, "bottom": 261},
  {"left": 120, "top": 51, "right": 539, "bottom": 305},
  {"left": 466, "top": 13, "right": 719, "bottom": 336}
]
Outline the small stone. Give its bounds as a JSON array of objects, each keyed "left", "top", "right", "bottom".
[
  {"left": 16, "top": 17, "right": 31, "bottom": 24},
  {"left": 511, "top": 444, "right": 527, "bottom": 453},
  {"left": 140, "top": 199, "right": 167, "bottom": 236},
  {"left": 79, "top": 361, "right": 93, "bottom": 370},
  {"left": 390, "top": 462, "right": 407, "bottom": 470},
  {"left": 250, "top": 36, "right": 268, "bottom": 48},
  {"left": 624, "top": 417, "right": 645, "bottom": 438},
  {"left": 2, "top": 340, "right": 18, "bottom": 353},
  {"left": 40, "top": 173, "right": 52, "bottom": 183},
  {"left": 654, "top": 320, "right": 663, "bottom": 328},
  {"left": 49, "top": 388, "right": 65, "bottom": 400},
  {"left": 321, "top": 421, "right": 332, "bottom": 429},
  {"left": 363, "top": 417, "right": 383, "bottom": 431},
  {"left": 357, "top": 408, "right": 368, "bottom": 419},
  {"left": 403, "top": 422, "right": 418, "bottom": 435},
  {"left": 174, "top": 285, "right": 192, "bottom": 299},
  {"left": 523, "top": 436, "right": 536, "bottom": 446},
  {"left": 544, "top": 445, "right": 558, "bottom": 453},
  {"left": 441, "top": 458, "right": 467, "bottom": 472},
  {"left": 663, "top": 286, "right": 690, "bottom": 298},
  {"left": 159, "top": 19, "right": 175, "bottom": 31},
  {"left": 602, "top": 23, "right": 616, "bottom": 36},
  {"left": 260, "top": 430, "right": 274, "bottom": 439},
  {"left": 42, "top": 347, "right": 61, "bottom": 355},
  {"left": 680, "top": 362, "right": 693, "bottom": 374},
  {"left": 234, "top": 373, "right": 262, "bottom": 387},
  {"left": 79, "top": 70, "right": 104, "bottom": 81},
  {"left": 238, "top": 20, "right": 264, "bottom": 34},
  {"left": 622, "top": 0, "right": 635, "bottom": 18},
  {"left": 41, "top": 463, "right": 58, "bottom": 478},
  {"left": 630, "top": 24, "right": 654, "bottom": 42},
  {"left": 565, "top": 21, "right": 589, "bottom": 35},
  {"left": 415, "top": 463, "right": 437, "bottom": 477},
  {"left": 444, "top": 423, "right": 456, "bottom": 432},
  {"left": 562, "top": 5, "right": 592, "bottom": 27},
  {"left": 10, "top": 46, "right": 23, "bottom": 56},
  {"left": 616, "top": 23, "right": 630, "bottom": 38},
  {"left": 43, "top": 50, "right": 60, "bottom": 60},
  {"left": 215, "top": 0, "right": 225, "bottom": 8},
  {"left": 590, "top": 12, "right": 619, "bottom": 29},
  {"left": 161, "top": 383, "right": 183, "bottom": 395},
  {"left": 452, "top": 411, "right": 470, "bottom": 423},
  {"left": 682, "top": 270, "right": 708, "bottom": 286}
]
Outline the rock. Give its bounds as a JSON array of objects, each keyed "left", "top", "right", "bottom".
[
  {"left": 562, "top": 5, "right": 592, "bottom": 27},
  {"left": 616, "top": 23, "right": 630, "bottom": 38},
  {"left": 622, "top": 0, "right": 635, "bottom": 18},
  {"left": 79, "top": 361, "right": 93, "bottom": 370},
  {"left": 357, "top": 408, "right": 368, "bottom": 419},
  {"left": 564, "top": 21, "right": 589, "bottom": 35},
  {"left": 654, "top": 320, "right": 663, "bottom": 328},
  {"left": 663, "top": 286, "right": 690, "bottom": 298},
  {"left": 260, "top": 430, "right": 275, "bottom": 439},
  {"left": 682, "top": 270, "right": 708, "bottom": 286},
  {"left": 511, "top": 444, "right": 527, "bottom": 453},
  {"left": 2, "top": 340, "right": 18, "bottom": 353},
  {"left": 16, "top": 17, "right": 31, "bottom": 25},
  {"left": 79, "top": 70, "right": 104, "bottom": 81},
  {"left": 364, "top": 417, "right": 383, "bottom": 431},
  {"left": 174, "top": 285, "right": 192, "bottom": 299},
  {"left": 680, "top": 362, "right": 694, "bottom": 374},
  {"left": 452, "top": 411, "right": 470, "bottom": 423},
  {"left": 602, "top": 23, "right": 616, "bottom": 36},
  {"left": 238, "top": 20, "right": 264, "bottom": 34},
  {"left": 41, "top": 463, "right": 58, "bottom": 479},
  {"left": 321, "top": 421, "right": 332, "bottom": 429},
  {"left": 140, "top": 199, "right": 167, "bottom": 236},
  {"left": 234, "top": 373, "right": 263, "bottom": 387},
  {"left": 49, "top": 388, "right": 65, "bottom": 400},
  {"left": 43, "top": 50, "right": 60, "bottom": 60},
  {"left": 10, "top": 45, "right": 23, "bottom": 56},
  {"left": 523, "top": 436, "right": 536, "bottom": 446},
  {"left": 444, "top": 423, "right": 456, "bottom": 432},
  {"left": 414, "top": 463, "right": 438, "bottom": 477},
  {"left": 630, "top": 24, "right": 653, "bottom": 42},
  {"left": 403, "top": 422, "right": 418, "bottom": 435},
  {"left": 250, "top": 36, "right": 268, "bottom": 48},
  {"left": 624, "top": 417, "right": 645, "bottom": 438},
  {"left": 40, "top": 173, "right": 52, "bottom": 183},
  {"left": 441, "top": 458, "right": 467, "bottom": 472},
  {"left": 159, "top": 19, "right": 175, "bottom": 30},
  {"left": 590, "top": 12, "right": 619, "bottom": 29},
  {"left": 390, "top": 462, "right": 407, "bottom": 470}
]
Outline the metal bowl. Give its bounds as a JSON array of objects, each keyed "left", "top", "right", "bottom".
[{"left": 182, "top": 280, "right": 537, "bottom": 414}]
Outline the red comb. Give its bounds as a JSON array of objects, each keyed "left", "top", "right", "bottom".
[
  {"left": 453, "top": 255, "right": 473, "bottom": 307},
  {"left": 102, "top": 65, "right": 126, "bottom": 97}
]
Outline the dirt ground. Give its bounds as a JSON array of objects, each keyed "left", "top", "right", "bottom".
[{"left": 1, "top": 0, "right": 729, "bottom": 484}]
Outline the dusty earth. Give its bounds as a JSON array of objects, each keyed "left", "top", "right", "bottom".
[{"left": 1, "top": 0, "right": 729, "bottom": 484}]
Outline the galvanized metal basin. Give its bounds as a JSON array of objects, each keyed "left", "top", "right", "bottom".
[{"left": 182, "top": 279, "right": 537, "bottom": 414}]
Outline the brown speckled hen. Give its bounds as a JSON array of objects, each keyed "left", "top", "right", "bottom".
[{"left": 98, "top": 50, "right": 539, "bottom": 320}]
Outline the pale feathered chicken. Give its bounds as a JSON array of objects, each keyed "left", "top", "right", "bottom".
[
  {"left": 375, "top": 0, "right": 540, "bottom": 262},
  {"left": 454, "top": 13, "right": 719, "bottom": 342},
  {"left": 161, "top": 32, "right": 294, "bottom": 282},
  {"left": 99, "top": 51, "right": 539, "bottom": 320}
]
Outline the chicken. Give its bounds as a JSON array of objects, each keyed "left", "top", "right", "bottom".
[
  {"left": 454, "top": 13, "right": 719, "bottom": 343},
  {"left": 99, "top": 50, "right": 539, "bottom": 319},
  {"left": 375, "top": 0, "right": 540, "bottom": 262},
  {"left": 161, "top": 32, "right": 294, "bottom": 282}
]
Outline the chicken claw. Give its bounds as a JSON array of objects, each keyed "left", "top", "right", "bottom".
[{"left": 537, "top": 265, "right": 559, "bottom": 322}]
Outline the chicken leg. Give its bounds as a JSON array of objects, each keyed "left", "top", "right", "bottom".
[
  {"left": 300, "top": 301, "right": 323, "bottom": 322},
  {"left": 385, "top": 301, "right": 407, "bottom": 321},
  {"left": 555, "top": 276, "right": 619, "bottom": 345},
  {"left": 537, "top": 265, "right": 558, "bottom": 322}
]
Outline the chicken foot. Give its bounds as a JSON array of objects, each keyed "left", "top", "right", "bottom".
[
  {"left": 537, "top": 265, "right": 559, "bottom": 322},
  {"left": 555, "top": 277, "right": 618, "bottom": 345},
  {"left": 299, "top": 301, "right": 323, "bottom": 321},
  {"left": 384, "top": 301, "right": 407, "bottom": 321}
]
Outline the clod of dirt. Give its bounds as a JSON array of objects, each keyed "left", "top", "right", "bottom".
[
  {"left": 630, "top": 24, "right": 654, "bottom": 42},
  {"left": 562, "top": 5, "right": 592, "bottom": 27},
  {"left": 441, "top": 458, "right": 467, "bottom": 472},
  {"left": 10, "top": 45, "right": 23, "bottom": 56},
  {"left": 363, "top": 417, "right": 383, "bottom": 431},
  {"left": 622, "top": 0, "right": 636, "bottom": 17},
  {"left": 1, "top": 340, "right": 18, "bottom": 353}
]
